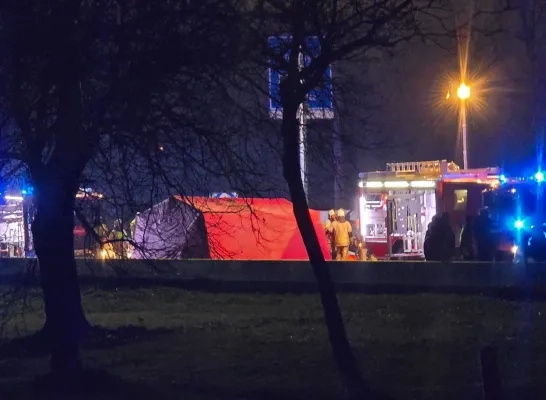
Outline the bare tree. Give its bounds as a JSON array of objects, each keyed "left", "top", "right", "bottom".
[
  {"left": 0, "top": 0, "right": 270, "bottom": 384},
  {"left": 230, "top": 0, "right": 477, "bottom": 397},
  {"left": 511, "top": 0, "right": 546, "bottom": 164}
]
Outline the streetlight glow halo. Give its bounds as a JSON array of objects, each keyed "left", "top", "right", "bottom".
[{"left": 457, "top": 82, "right": 470, "bottom": 100}]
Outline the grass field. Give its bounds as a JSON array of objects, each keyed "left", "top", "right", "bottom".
[{"left": 0, "top": 287, "right": 546, "bottom": 399}]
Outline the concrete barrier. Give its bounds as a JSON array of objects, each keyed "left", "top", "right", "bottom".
[{"left": 0, "top": 258, "right": 544, "bottom": 296}]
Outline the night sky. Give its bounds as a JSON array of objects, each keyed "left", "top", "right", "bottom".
[{"left": 346, "top": 31, "right": 539, "bottom": 173}]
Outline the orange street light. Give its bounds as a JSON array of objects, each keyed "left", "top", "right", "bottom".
[{"left": 457, "top": 82, "right": 470, "bottom": 100}]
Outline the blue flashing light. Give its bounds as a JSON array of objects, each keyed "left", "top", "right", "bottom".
[
  {"left": 515, "top": 219, "right": 524, "bottom": 229},
  {"left": 535, "top": 171, "right": 544, "bottom": 182},
  {"left": 499, "top": 174, "right": 507, "bottom": 183},
  {"left": 21, "top": 186, "right": 34, "bottom": 196}
]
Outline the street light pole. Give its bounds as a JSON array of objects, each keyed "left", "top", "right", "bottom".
[
  {"left": 456, "top": 82, "right": 470, "bottom": 170},
  {"left": 461, "top": 100, "right": 468, "bottom": 170},
  {"left": 333, "top": 113, "right": 342, "bottom": 208}
]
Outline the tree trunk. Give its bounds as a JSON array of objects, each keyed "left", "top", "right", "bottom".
[
  {"left": 281, "top": 106, "right": 370, "bottom": 398},
  {"left": 32, "top": 178, "right": 89, "bottom": 379}
]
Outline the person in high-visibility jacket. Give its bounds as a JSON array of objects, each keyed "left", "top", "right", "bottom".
[
  {"left": 109, "top": 219, "right": 128, "bottom": 259},
  {"left": 93, "top": 217, "right": 110, "bottom": 259},
  {"left": 130, "top": 212, "right": 140, "bottom": 239},
  {"left": 323, "top": 209, "right": 336, "bottom": 259},
  {"left": 332, "top": 208, "right": 352, "bottom": 261},
  {"left": 127, "top": 213, "right": 140, "bottom": 259}
]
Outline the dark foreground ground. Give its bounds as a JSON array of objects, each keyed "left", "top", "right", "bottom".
[{"left": 0, "top": 287, "right": 545, "bottom": 399}]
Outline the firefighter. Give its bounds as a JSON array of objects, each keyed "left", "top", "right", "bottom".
[
  {"left": 93, "top": 216, "right": 109, "bottom": 259},
  {"left": 351, "top": 232, "right": 373, "bottom": 261},
  {"left": 130, "top": 212, "right": 140, "bottom": 239},
  {"left": 109, "top": 219, "right": 128, "bottom": 259},
  {"left": 324, "top": 209, "right": 336, "bottom": 259},
  {"left": 332, "top": 208, "right": 352, "bottom": 261}
]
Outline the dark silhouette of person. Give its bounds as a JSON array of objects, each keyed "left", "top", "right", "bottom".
[
  {"left": 460, "top": 215, "right": 476, "bottom": 261},
  {"left": 474, "top": 209, "right": 494, "bottom": 261},
  {"left": 424, "top": 214, "right": 439, "bottom": 260},
  {"left": 526, "top": 225, "right": 546, "bottom": 262},
  {"left": 424, "top": 212, "right": 455, "bottom": 261}
]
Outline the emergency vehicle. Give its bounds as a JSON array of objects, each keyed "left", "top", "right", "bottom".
[
  {"left": 482, "top": 172, "right": 546, "bottom": 261},
  {"left": 0, "top": 187, "right": 105, "bottom": 258},
  {"left": 0, "top": 194, "right": 30, "bottom": 257},
  {"left": 73, "top": 188, "right": 105, "bottom": 258},
  {"left": 358, "top": 160, "right": 500, "bottom": 259}
]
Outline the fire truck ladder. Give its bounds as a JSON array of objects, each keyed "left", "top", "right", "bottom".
[{"left": 386, "top": 160, "right": 452, "bottom": 174}]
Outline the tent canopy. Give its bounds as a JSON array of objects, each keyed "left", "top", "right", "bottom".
[{"left": 134, "top": 196, "right": 331, "bottom": 260}]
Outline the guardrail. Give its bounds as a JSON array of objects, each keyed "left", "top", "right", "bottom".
[{"left": 0, "top": 258, "right": 544, "bottom": 297}]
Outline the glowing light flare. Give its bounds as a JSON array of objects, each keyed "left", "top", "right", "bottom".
[
  {"left": 4, "top": 195, "right": 23, "bottom": 201},
  {"left": 535, "top": 171, "right": 544, "bottom": 182},
  {"left": 433, "top": 68, "right": 496, "bottom": 125},
  {"left": 515, "top": 220, "right": 524, "bottom": 229},
  {"left": 511, "top": 245, "right": 518, "bottom": 255},
  {"left": 384, "top": 181, "right": 410, "bottom": 188},
  {"left": 457, "top": 83, "right": 470, "bottom": 100},
  {"left": 410, "top": 180, "right": 436, "bottom": 188}
]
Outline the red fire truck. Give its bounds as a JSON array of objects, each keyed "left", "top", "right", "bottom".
[
  {"left": 357, "top": 160, "right": 501, "bottom": 259},
  {"left": 18, "top": 187, "right": 105, "bottom": 258}
]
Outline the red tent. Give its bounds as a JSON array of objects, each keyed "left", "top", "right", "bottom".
[
  {"left": 134, "top": 196, "right": 331, "bottom": 260},
  {"left": 176, "top": 196, "right": 331, "bottom": 260}
]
